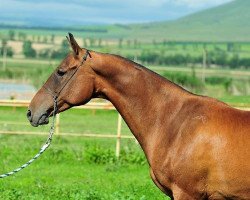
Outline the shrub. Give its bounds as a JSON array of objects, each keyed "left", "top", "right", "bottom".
[
  {"left": 138, "top": 50, "right": 204, "bottom": 67},
  {"left": 38, "top": 49, "right": 51, "bottom": 59},
  {"left": 23, "top": 40, "right": 36, "bottom": 58},
  {"left": 0, "top": 46, "right": 14, "bottom": 57},
  {"left": 205, "top": 77, "right": 232, "bottom": 85},
  {"left": 205, "top": 76, "right": 232, "bottom": 92},
  {"left": 84, "top": 145, "right": 146, "bottom": 165},
  {"left": 85, "top": 145, "right": 117, "bottom": 164},
  {"left": 163, "top": 72, "right": 204, "bottom": 91}
]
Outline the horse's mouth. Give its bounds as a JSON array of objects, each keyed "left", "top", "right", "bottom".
[
  {"left": 31, "top": 113, "right": 49, "bottom": 127},
  {"left": 29, "top": 103, "right": 66, "bottom": 127}
]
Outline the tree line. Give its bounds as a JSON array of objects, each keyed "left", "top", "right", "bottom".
[
  {"left": 2, "top": 32, "right": 250, "bottom": 69},
  {"left": 137, "top": 50, "right": 250, "bottom": 69}
]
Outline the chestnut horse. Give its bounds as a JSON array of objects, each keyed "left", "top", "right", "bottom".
[{"left": 28, "top": 33, "right": 250, "bottom": 200}]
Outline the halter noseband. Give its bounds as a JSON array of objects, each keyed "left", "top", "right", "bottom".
[{"left": 43, "top": 49, "right": 90, "bottom": 110}]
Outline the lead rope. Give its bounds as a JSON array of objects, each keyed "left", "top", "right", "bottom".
[
  {"left": 0, "top": 97, "right": 58, "bottom": 178},
  {"left": 0, "top": 50, "right": 90, "bottom": 179}
]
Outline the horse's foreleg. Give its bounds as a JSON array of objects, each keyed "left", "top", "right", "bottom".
[
  {"left": 149, "top": 168, "right": 174, "bottom": 199},
  {"left": 172, "top": 184, "right": 197, "bottom": 200}
]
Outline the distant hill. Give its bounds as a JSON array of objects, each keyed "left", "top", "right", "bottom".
[
  {"left": 129, "top": 0, "right": 250, "bottom": 42},
  {"left": 1, "top": 0, "right": 249, "bottom": 42}
]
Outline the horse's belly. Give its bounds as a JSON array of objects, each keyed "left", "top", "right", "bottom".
[
  {"left": 155, "top": 148, "right": 250, "bottom": 199},
  {"left": 207, "top": 189, "right": 250, "bottom": 200},
  {"left": 207, "top": 172, "right": 250, "bottom": 199},
  {"left": 206, "top": 148, "right": 250, "bottom": 198}
]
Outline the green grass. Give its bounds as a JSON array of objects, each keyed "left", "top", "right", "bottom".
[
  {"left": 0, "top": 135, "right": 168, "bottom": 200},
  {"left": 219, "top": 95, "right": 250, "bottom": 105},
  {"left": 0, "top": 107, "right": 168, "bottom": 199},
  {"left": 130, "top": 0, "right": 250, "bottom": 42}
]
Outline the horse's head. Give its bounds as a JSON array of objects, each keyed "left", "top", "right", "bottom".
[{"left": 27, "top": 33, "right": 94, "bottom": 127}]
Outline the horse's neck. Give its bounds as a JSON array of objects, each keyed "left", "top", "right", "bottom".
[{"left": 91, "top": 52, "right": 188, "bottom": 159}]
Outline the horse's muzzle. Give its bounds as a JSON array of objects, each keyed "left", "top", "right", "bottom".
[{"left": 27, "top": 109, "right": 49, "bottom": 127}]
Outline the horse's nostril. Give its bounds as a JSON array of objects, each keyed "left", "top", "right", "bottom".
[{"left": 27, "top": 110, "right": 32, "bottom": 119}]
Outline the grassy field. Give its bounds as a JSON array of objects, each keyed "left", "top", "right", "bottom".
[
  {"left": 132, "top": 0, "right": 250, "bottom": 42},
  {"left": 0, "top": 135, "right": 168, "bottom": 200},
  {"left": 219, "top": 95, "right": 250, "bottom": 105},
  {"left": 0, "top": 59, "right": 56, "bottom": 88},
  {"left": 0, "top": 107, "right": 168, "bottom": 200}
]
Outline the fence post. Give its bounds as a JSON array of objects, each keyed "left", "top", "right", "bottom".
[
  {"left": 2, "top": 46, "right": 7, "bottom": 71},
  {"left": 115, "top": 113, "right": 122, "bottom": 158},
  {"left": 202, "top": 47, "right": 207, "bottom": 83},
  {"left": 55, "top": 113, "right": 60, "bottom": 135}
]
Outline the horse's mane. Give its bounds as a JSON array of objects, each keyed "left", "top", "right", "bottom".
[{"left": 108, "top": 53, "right": 145, "bottom": 69}]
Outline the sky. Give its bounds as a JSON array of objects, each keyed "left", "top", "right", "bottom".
[{"left": 0, "top": 0, "right": 234, "bottom": 26}]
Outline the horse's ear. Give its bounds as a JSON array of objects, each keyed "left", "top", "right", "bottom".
[{"left": 66, "top": 33, "right": 81, "bottom": 56}]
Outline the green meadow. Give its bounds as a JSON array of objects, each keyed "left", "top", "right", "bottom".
[
  {"left": 0, "top": 134, "right": 167, "bottom": 200},
  {"left": 0, "top": 107, "right": 168, "bottom": 200}
]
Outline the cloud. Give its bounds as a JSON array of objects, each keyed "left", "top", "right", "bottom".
[
  {"left": 0, "top": 0, "right": 234, "bottom": 25},
  {"left": 173, "top": 0, "right": 233, "bottom": 8}
]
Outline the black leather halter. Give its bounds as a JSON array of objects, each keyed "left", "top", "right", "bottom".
[
  {"left": 43, "top": 50, "right": 90, "bottom": 100},
  {"left": 43, "top": 50, "right": 90, "bottom": 109}
]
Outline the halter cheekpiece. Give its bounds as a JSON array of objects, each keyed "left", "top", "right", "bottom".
[{"left": 43, "top": 49, "right": 90, "bottom": 101}]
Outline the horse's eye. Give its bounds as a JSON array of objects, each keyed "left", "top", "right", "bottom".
[{"left": 56, "top": 69, "right": 66, "bottom": 76}]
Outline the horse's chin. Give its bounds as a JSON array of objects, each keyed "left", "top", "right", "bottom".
[
  {"left": 30, "top": 103, "right": 70, "bottom": 127},
  {"left": 31, "top": 114, "right": 49, "bottom": 127}
]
